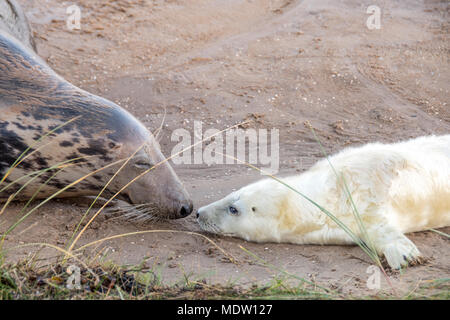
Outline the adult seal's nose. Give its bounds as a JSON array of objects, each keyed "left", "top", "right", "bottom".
[{"left": 179, "top": 202, "right": 193, "bottom": 218}]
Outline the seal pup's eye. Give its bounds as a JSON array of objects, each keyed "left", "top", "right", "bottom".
[
  {"left": 228, "top": 206, "right": 239, "bottom": 215},
  {"left": 252, "top": 207, "right": 256, "bottom": 212}
]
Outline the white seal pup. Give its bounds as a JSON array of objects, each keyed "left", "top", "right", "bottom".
[{"left": 197, "top": 135, "right": 450, "bottom": 269}]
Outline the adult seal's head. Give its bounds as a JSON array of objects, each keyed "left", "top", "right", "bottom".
[{"left": 0, "top": 29, "right": 193, "bottom": 219}]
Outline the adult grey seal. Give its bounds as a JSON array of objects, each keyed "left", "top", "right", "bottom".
[{"left": 0, "top": 2, "right": 193, "bottom": 219}]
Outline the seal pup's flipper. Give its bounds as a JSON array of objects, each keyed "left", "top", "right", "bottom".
[{"left": 365, "top": 219, "right": 423, "bottom": 270}]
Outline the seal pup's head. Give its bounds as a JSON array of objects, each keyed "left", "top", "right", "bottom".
[{"left": 196, "top": 178, "right": 303, "bottom": 242}]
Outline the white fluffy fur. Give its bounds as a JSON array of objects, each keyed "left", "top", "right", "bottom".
[{"left": 197, "top": 135, "right": 450, "bottom": 269}]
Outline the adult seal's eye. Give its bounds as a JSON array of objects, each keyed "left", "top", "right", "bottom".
[
  {"left": 134, "top": 161, "right": 153, "bottom": 170},
  {"left": 133, "top": 155, "right": 154, "bottom": 170},
  {"left": 229, "top": 206, "right": 239, "bottom": 215}
]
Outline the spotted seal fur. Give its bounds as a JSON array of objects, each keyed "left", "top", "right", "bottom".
[{"left": 0, "top": 4, "right": 192, "bottom": 219}]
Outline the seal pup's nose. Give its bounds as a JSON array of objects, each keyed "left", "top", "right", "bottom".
[{"left": 196, "top": 207, "right": 204, "bottom": 219}]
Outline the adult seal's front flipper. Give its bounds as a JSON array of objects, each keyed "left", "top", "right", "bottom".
[{"left": 0, "top": 0, "right": 36, "bottom": 52}]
